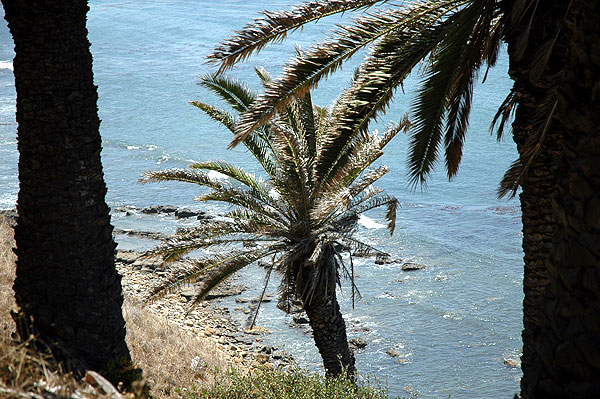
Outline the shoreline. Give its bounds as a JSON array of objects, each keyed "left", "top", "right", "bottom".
[{"left": 115, "top": 248, "right": 295, "bottom": 371}]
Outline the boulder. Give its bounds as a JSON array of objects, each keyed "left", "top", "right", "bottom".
[
  {"left": 142, "top": 205, "right": 177, "bottom": 214},
  {"left": 349, "top": 337, "right": 368, "bottom": 349},
  {"left": 375, "top": 257, "right": 402, "bottom": 265},
  {"left": 402, "top": 262, "right": 426, "bottom": 271},
  {"left": 175, "top": 208, "right": 198, "bottom": 218}
]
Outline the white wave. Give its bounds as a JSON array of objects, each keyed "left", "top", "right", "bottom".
[
  {"left": 207, "top": 170, "right": 228, "bottom": 180},
  {"left": 156, "top": 154, "right": 170, "bottom": 164},
  {"left": 126, "top": 145, "right": 140, "bottom": 150},
  {"left": 358, "top": 214, "right": 385, "bottom": 229},
  {"left": 0, "top": 61, "right": 13, "bottom": 71},
  {"left": 147, "top": 145, "right": 159, "bottom": 151}
]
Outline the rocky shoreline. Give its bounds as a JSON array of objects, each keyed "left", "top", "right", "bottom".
[
  {"left": 115, "top": 248, "right": 295, "bottom": 371},
  {"left": 2, "top": 205, "right": 447, "bottom": 371}
]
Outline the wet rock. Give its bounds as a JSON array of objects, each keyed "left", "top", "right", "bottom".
[
  {"left": 349, "top": 337, "right": 368, "bottom": 349},
  {"left": 293, "top": 315, "right": 310, "bottom": 325},
  {"left": 142, "top": 205, "right": 178, "bottom": 214},
  {"left": 113, "top": 228, "right": 168, "bottom": 241},
  {"left": 504, "top": 358, "right": 521, "bottom": 368},
  {"left": 386, "top": 349, "right": 402, "bottom": 357},
  {"left": 402, "top": 262, "right": 426, "bottom": 271},
  {"left": 375, "top": 257, "right": 402, "bottom": 265},
  {"left": 175, "top": 208, "right": 201, "bottom": 219}
]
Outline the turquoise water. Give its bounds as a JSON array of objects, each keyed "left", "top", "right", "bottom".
[{"left": 0, "top": 2, "right": 523, "bottom": 397}]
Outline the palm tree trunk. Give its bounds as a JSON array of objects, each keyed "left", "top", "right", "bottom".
[
  {"left": 3, "top": 0, "right": 131, "bottom": 377},
  {"left": 304, "top": 289, "right": 356, "bottom": 379},
  {"left": 533, "top": 2, "right": 600, "bottom": 397},
  {"left": 501, "top": 1, "right": 567, "bottom": 397}
]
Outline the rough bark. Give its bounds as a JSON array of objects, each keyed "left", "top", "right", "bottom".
[
  {"left": 298, "top": 251, "right": 356, "bottom": 379},
  {"left": 501, "top": 1, "right": 568, "bottom": 397},
  {"left": 304, "top": 288, "right": 356, "bottom": 379},
  {"left": 3, "top": 0, "right": 131, "bottom": 376},
  {"left": 534, "top": 1, "right": 600, "bottom": 397}
]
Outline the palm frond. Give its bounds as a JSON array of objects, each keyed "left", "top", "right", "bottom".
[
  {"left": 490, "top": 88, "right": 517, "bottom": 140},
  {"left": 408, "top": 0, "right": 492, "bottom": 187},
  {"left": 140, "top": 168, "right": 231, "bottom": 192},
  {"left": 189, "top": 100, "right": 277, "bottom": 177},
  {"left": 230, "top": 0, "right": 462, "bottom": 148},
  {"left": 207, "top": 0, "right": 389, "bottom": 74},
  {"left": 319, "top": 118, "right": 408, "bottom": 193},
  {"left": 348, "top": 165, "right": 389, "bottom": 197},
  {"left": 196, "top": 188, "right": 287, "bottom": 226},
  {"left": 189, "top": 160, "right": 274, "bottom": 204},
  {"left": 199, "top": 73, "right": 255, "bottom": 113},
  {"left": 249, "top": 264, "right": 275, "bottom": 328},
  {"left": 321, "top": 7, "right": 459, "bottom": 183},
  {"left": 444, "top": 0, "right": 503, "bottom": 179},
  {"left": 255, "top": 66, "right": 272, "bottom": 84},
  {"left": 189, "top": 245, "right": 281, "bottom": 310},
  {"left": 190, "top": 101, "right": 236, "bottom": 131},
  {"left": 497, "top": 98, "right": 557, "bottom": 198}
]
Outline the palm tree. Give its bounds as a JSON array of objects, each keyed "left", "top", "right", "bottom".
[
  {"left": 142, "top": 71, "right": 408, "bottom": 377},
  {"left": 205, "top": 0, "right": 577, "bottom": 397},
  {"left": 534, "top": 2, "right": 600, "bottom": 397},
  {"left": 2, "top": 0, "right": 131, "bottom": 380}
]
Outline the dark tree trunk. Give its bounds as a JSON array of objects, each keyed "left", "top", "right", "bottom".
[
  {"left": 3, "top": 0, "right": 131, "bottom": 377},
  {"left": 304, "top": 289, "right": 356, "bottom": 379},
  {"left": 534, "top": 1, "right": 600, "bottom": 397},
  {"left": 501, "top": 2, "right": 568, "bottom": 397},
  {"left": 299, "top": 251, "right": 356, "bottom": 378}
]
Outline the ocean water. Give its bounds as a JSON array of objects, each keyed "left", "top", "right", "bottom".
[{"left": 0, "top": 2, "right": 523, "bottom": 398}]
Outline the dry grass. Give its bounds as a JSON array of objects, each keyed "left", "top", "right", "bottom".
[
  {"left": 123, "top": 298, "right": 230, "bottom": 399},
  {"left": 0, "top": 217, "right": 232, "bottom": 399},
  {"left": 0, "top": 216, "right": 17, "bottom": 339}
]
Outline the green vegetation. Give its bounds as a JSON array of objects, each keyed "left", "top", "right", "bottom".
[
  {"left": 180, "top": 367, "right": 388, "bottom": 399},
  {"left": 142, "top": 70, "right": 408, "bottom": 377}
]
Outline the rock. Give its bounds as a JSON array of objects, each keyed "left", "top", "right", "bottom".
[
  {"left": 349, "top": 337, "right": 368, "bottom": 349},
  {"left": 504, "top": 358, "right": 521, "bottom": 368},
  {"left": 204, "top": 326, "right": 216, "bottom": 336},
  {"left": 375, "top": 257, "right": 402, "bottom": 265},
  {"left": 175, "top": 208, "right": 199, "bottom": 219},
  {"left": 292, "top": 314, "right": 310, "bottom": 324},
  {"left": 142, "top": 205, "right": 178, "bottom": 214},
  {"left": 256, "top": 354, "right": 270, "bottom": 364},
  {"left": 260, "top": 345, "right": 274, "bottom": 354},
  {"left": 386, "top": 349, "right": 401, "bottom": 357},
  {"left": 197, "top": 213, "right": 212, "bottom": 220},
  {"left": 180, "top": 287, "right": 197, "bottom": 300},
  {"left": 263, "top": 362, "right": 274, "bottom": 370},
  {"left": 205, "top": 284, "right": 247, "bottom": 300},
  {"left": 402, "top": 262, "right": 426, "bottom": 271},
  {"left": 244, "top": 326, "right": 272, "bottom": 335},
  {"left": 132, "top": 256, "right": 163, "bottom": 270},
  {"left": 115, "top": 250, "right": 140, "bottom": 264},
  {"left": 113, "top": 228, "right": 168, "bottom": 241}
]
